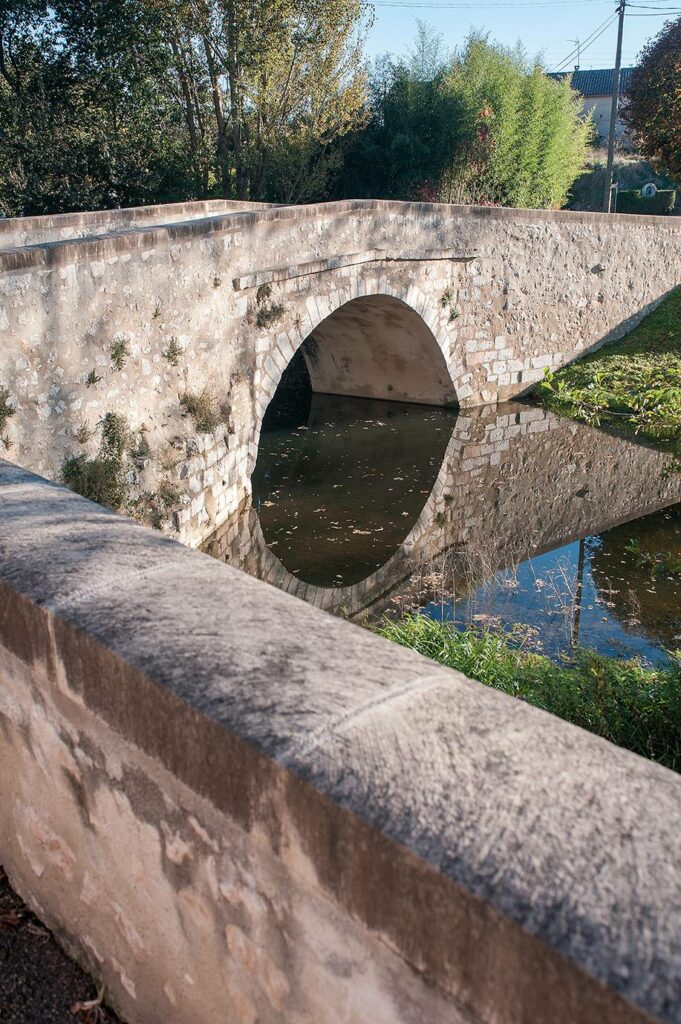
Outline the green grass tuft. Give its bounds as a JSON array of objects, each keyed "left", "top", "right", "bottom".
[
  {"left": 538, "top": 287, "right": 681, "bottom": 461},
  {"left": 375, "top": 616, "right": 681, "bottom": 773}
]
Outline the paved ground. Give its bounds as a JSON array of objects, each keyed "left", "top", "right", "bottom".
[{"left": 0, "top": 867, "right": 120, "bottom": 1024}]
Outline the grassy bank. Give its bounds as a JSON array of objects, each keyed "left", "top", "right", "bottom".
[
  {"left": 376, "top": 616, "right": 681, "bottom": 772},
  {"left": 537, "top": 287, "right": 681, "bottom": 458}
]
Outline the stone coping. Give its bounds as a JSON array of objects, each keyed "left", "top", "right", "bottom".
[
  {"left": 2, "top": 198, "right": 680, "bottom": 272},
  {"left": 1, "top": 460, "right": 680, "bottom": 1022},
  {"left": 0, "top": 199, "right": 275, "bottom": 248}
]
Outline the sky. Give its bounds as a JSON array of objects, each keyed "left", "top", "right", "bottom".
[{"left": 364, "top": 0, "right": 680, "bottom": 71}]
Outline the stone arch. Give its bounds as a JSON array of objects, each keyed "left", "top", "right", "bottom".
[
  {"left": 300, "top": 294, "right": 457, "bottom": 406},
  {"left": 250, "top": 279, "right": 460, "bottom": 475}
]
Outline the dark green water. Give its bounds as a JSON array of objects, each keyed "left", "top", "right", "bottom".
[{"left": 205, "top": 391, "right": 681, "bottom": 666}]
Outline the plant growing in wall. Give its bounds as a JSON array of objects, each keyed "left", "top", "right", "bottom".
[
  {"left": 255, "top": 283, "right": 286, "bottom": 329},
  {"left": 440, "top": 286, "right": 460, "bottom": 324},
  {"left": 0, "top": 385, "right": 15, "bottom": 448},
  {"left": 162, "top": 337, "right": 182, "bottom": 366},
  {"left": 110, "top": 338, "right": 130, "bottom": 371},
  {"left": 62, "top": 412, "right": 131, "bottom": 509},
  {"left": 180, "top": 388, "right": 226, "bottom": 433},
  {"left": 127, "top": 480, "right": 181, "bottom": 530}
]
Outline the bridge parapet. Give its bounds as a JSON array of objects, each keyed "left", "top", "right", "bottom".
[{"left": 0, "top": 461, "right": 679, "bottom": 1024}]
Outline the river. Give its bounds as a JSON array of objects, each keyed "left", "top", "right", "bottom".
[{"left": 204, "top": 389, "right": 680, "bottom": 666}]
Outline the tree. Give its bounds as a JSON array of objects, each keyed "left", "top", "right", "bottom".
[
  {"left": 623, "top": 16, "right": 681, "bottom": 181},
  {"left": 335, "top": 32, "right": 592, "bottom": 210},
  {"left": 0, "top": 0, "right": 370, "bottom": 215}
]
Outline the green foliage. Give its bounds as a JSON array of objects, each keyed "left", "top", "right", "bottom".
[
  {"left": 376, "top": 616, "right": 681, "bottom": 772},
  {"left": 617, "top": 189, "right": 677, "bottom": 216},
  {"left": 255, "top": 284, "right": 286, "bottom": 328},
  {"left": 110, "top": 338, "right": 130, "bottom": 371},
  {"left": 538, "top": 287, "right": 681, "bottom": 459},
  {"left": 0, "top": 0, "right": 369, "bottom": 215},
  {"left": 256, "top": 303, "right": 286, "bottom": 329},
  {"left": 0, "top": 385, "right": 15, "bottom": 434},
  {"left": 162, "top": 337, "right": 182, "bottom": 366},
  {"left": 127, "top": 480, "right": 180, "bottom": 530},
  {"left": 85, "top": 369, "right": 102, "bottom": 387},
  {"left": 567, "top": 150, "right": 679, "bottom": 212},
  {"left": 623, "top": 17, "right": 681, "bottom": 181},
  {"left": 337, "top": 32, "right": 592, "bottom": 209},
  {"left": 61, "top": 452, "right": 127, "bottom": 509},
  {"left": 180, "top": 388, "right": 225, "bottom": 434},
  {"left": 62, "top": 411, "right": 131, "bottom": 509},
  {"left": 0, "top": 1, "right": 199, "bottom": 216}
]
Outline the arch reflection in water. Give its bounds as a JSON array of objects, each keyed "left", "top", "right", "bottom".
[
  {"left": 203, "top": 396, "right": 681, "bottom": 663},
  {"left": 255, "top": 393, "right": 456, "bottom": 588}
]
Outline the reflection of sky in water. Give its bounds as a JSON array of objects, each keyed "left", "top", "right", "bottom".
[
  {"left": 425, "top": 509, "right": 681, "bottom": 667},
  {"left": 209, "top": 388, "right": 681, "bottom": 668}
]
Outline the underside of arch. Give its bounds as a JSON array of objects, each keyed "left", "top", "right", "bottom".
[{"left": 299, "top": 294, "right": 457, "bottom": 406}]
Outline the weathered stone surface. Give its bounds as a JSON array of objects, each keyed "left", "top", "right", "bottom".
[
  {"left": 1, "top": 461, "right": 680, "bottom": 1023},
  {"left": 1, "top": 200, "right": 680, "bottom": 546}
]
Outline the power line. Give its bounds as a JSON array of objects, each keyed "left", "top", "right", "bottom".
[
  {"left": 552, "top": 10, "right": 619, "bottom": 70},
  {"left": 369, "top": 0, "right": 613, "bottom": 6}
]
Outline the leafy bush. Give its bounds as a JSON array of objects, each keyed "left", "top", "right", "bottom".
[
  {"left": 62, "top": 452, "right": 127, "bottom": 509},
  {"left": 61, "top": 412, "right": 132, "bottom": 509},
  {"left": 337, "top": 30, "right": 592, "bottom": 209},
  {"left": 376, "top": 616, "right": 681, "bottom": 772},
  {"left": 180, "top": 388, "right": 225, "bottom": 433},
  {"left": 616, "top": 189, "right": 677, "bottom": 215}
]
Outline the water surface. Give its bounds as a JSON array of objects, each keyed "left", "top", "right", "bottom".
[{"left": 205, "top": 393, "right": 680, "bottom": 666}]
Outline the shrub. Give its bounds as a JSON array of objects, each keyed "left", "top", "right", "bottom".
[
  {"left": 110, "top": 338, "right": 130, "bottom": 371},
  {"left": 616, "top": 189, "right": 676, "bottom": 216},
  {"left": 62, "top": 453, "right": 126, "bottom": 509},
  {"left": 62, "top": 412, "right": 131, "bottom": 509},
  {"left": 376, "top": 616, "right": 681, "bottom": 772},
  {"left": 162, "top": 337, "right": 182, "bottom": 366},
  {"left": 0, "top": 385, "right": 15, "bottom": 434},
  {"left": 180, "top": 388, "right": 224, "bottom": 433}
]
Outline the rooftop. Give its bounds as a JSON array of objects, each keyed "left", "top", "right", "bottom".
[{"left": 548, "top": 67, "right": 636, "bottom": 96}]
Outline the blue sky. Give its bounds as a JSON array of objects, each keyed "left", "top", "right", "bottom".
[{"left": 364, "top": 1, "right": 678, "bottom": 71}]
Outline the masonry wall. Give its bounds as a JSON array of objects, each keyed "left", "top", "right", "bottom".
[
  {"left": 1, "top": 200, "right": 680, "bottom": 547},
  {"left": 2, "top": 462, "right": 681, "bottom": 1024}
]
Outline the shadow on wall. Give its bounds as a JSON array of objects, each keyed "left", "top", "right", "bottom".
[{"left": 296, "top": 294, "right": 458, "bottom": 407}]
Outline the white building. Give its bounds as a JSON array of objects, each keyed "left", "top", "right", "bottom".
[{"left": 549, "top": 67, "right": 635, "bottom": 141}]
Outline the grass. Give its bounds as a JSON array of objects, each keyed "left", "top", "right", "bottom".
[
  {"left": 375, "top": 616, "right": 681, "bottom": 773},
  {"left": 62, "top": 412, "right": 131, "bottom": 510},
  {"left": 537, "top": 287, "right": 681, "bottom": 461},
  {"left": 180, "top": 388, "right": 225, "bottom": 433}
]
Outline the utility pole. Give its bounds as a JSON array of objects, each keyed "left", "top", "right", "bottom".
[
  {"left": 603, "top": 0, "right": 626, "bottom": 212},
  {"left": 568, "top": 38, "right": 581, "bottom": 70}
]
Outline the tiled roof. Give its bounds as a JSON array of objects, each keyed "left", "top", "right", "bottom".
[{"left": 548, "top": 67, "right": 635, "bottom": 97}]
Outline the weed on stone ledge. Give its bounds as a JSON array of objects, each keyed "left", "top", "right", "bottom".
[{"left": 110, "top": 338, "right": 130, "bottom": 371}]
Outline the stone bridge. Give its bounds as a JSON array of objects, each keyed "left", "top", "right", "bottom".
[{"left": 1, "top": 199, "right": 680, "bottom": 545}]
